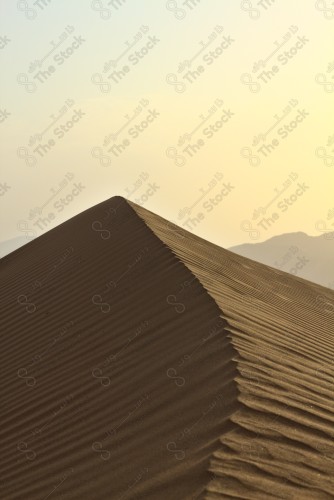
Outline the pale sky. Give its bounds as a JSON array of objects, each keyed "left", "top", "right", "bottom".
[{"left": 1, "top": 0, "right": 333, "bottom": 249}]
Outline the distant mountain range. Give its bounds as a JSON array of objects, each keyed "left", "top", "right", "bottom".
[
  {"left": 229, "top": 231, "right": 334, "bottom": 289},
  {"left": 0, "top": 236, "right": 30, "bottom": 258}
]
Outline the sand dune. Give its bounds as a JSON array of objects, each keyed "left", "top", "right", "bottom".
[{"left": 1, "top": 196, "right": 333, "bottom": 499}]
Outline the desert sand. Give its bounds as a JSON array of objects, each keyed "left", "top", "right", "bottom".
[{"left": 0, "top": 196, "right": 333, "bottom": 499}]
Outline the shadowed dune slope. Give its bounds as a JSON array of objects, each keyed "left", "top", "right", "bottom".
[
  {"left": 0, "top": 196, "right": 238, "bottom": 500},
  {"left": 0, "top": 196, "right": 333, "bottom": 499}
]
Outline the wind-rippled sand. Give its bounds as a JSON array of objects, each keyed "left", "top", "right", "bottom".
[{"left": 1, "top": 196, "right": 333, "bottom": 499}]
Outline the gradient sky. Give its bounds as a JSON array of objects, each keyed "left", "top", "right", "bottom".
[{"left": 1, "top": 0, "right": 333, "bottom": 248}]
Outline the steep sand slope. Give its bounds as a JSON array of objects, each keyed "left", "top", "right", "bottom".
[
  {"left": 0, "top": 196, "right": 333, "bottom": 499},
  {"left": 131, "top": 201, "right": 334, "bottom": 499},
  {"left": 0, "top": 197, "right": 237, "bottom": 499}
]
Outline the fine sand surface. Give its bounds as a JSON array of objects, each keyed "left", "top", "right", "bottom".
[{"left": 0, "top": 196, "right": 333, "bottom": 499}]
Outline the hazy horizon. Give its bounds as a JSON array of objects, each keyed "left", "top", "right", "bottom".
[{"left": 1, "top": 0, "right": 333, "bottom": 250}]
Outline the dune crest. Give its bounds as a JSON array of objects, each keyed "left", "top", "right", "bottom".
[{"left": 0, "top": 196, "right": 333, "bottom": 499}]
